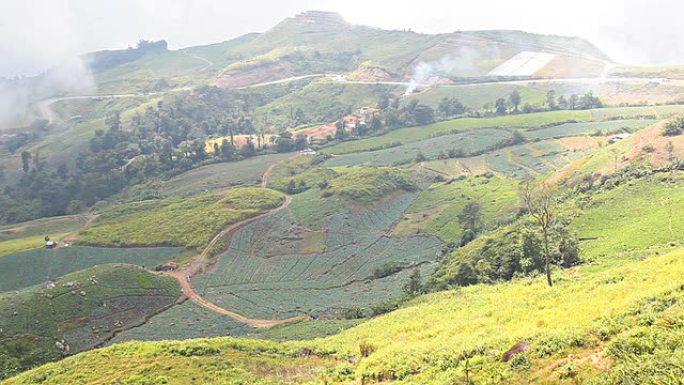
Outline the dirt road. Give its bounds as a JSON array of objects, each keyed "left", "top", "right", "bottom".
[{"left": 167, "top": 195, "right": 307, "bottom": 328}]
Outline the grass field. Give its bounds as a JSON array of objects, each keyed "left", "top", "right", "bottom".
[
  {"left": 392, "top": 174, "right": 520, "bottom": 242},
  {"left": 78, "top": 187, "right": 284, "bottom": 249},
  {"left": 406, "top": 83, "right": 547, "bottom": 111},
  {"left": 158, "top": 154, "right": 291, "bottom": 196},
  {"left": 192, "top": 192, "right": 443, "bottom": 319},
  {"left": 0, "top": 264, "right": 180, "bottom": 380},
  {"left": 323, "top": 128, "right": 513, "bottom": 167},
  {"left": 570, "top": 173, "right": 684, "bottom": 259},
  {"left": 0, "top": 246, "right": 181, "bottom": 292}
]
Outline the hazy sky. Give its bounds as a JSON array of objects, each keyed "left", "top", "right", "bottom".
[{"left": 1, "top": 0, "right": 683, "bottom": 77}]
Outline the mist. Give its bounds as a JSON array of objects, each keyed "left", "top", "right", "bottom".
[{"left": 0, "top": 1, "right": 94, "bottom": 126}]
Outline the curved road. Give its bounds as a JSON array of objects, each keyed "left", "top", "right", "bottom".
[{"left": 167, "top": 195, "right": 306, "bottom": 328}]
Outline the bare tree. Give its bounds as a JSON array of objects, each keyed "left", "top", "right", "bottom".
[{"left": 522, "top": 177, "right": 555, "bottom": 287}]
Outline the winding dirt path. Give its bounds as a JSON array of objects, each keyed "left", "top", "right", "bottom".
[{"left": 167, "top": 195, "right": 307, "bottom": 328}]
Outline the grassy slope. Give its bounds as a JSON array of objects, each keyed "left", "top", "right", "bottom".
[
  {"left": 392, "top": 174, "right": 520, "bottom": 242},
  {"left": 0, "top": 264, "right": 180, "bottom": 380},
  {"left": 78, "top": 187, "right": 284, "bottom": 249},
  {"left": 7, "top": 248, "right": 684, "bottom": 385}
]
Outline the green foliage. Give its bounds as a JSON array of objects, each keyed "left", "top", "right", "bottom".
[
  {"left": 326, "top": 167, "right": 416, "bottom": 202},
  {"left": 663, "top": 115, "right": 684, "bottom": 136}
]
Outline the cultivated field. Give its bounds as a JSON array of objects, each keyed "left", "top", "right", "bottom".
[
  {"left": 0, "top": 264, "right": 180, "bottom": 380},
  {"left": 192, "top": 192, "right": 443, "bottom": 319},
  {"left": 0, "top": 246, "right": 181, "bottom": 292},
  {"left": 158, "top": 154, "right": 291, "bottom": 196}
]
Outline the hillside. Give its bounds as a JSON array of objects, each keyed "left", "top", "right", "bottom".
[
  {"left": 84, "top": 11, "right": 611, "bottom": 94},
  {"left": 0, "top": 264, "right": 180, "bottom": 380}
]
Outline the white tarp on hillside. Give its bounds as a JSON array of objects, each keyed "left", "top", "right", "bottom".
[{"left": 488, "top": 51, "right": 556, "bottom": 77}]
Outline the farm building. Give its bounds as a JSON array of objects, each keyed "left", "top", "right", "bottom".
[
  {"left": 155, "top": 262, "right": 178, "bottom": 271},
  {"left": 45, "top": 240, "right": 57, "bottom": 249}
]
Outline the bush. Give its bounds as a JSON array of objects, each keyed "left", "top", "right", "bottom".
[
  {"left": 510, "top": 353, "right": 531, "bottom": 371},
  {"left": 663, "top": 116, "right": 684, "bottom": 136}
]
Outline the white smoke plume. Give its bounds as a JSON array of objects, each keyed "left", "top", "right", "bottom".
[{"left": 404, "top": 46, "right": 485, "bottom": 95}]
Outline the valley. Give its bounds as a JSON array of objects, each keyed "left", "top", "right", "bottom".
[{"left": 1, "top": 8, "right": 684, "bottom": 385}]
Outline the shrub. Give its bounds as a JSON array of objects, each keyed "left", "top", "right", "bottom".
[
  {"left": 663, "top": 116, "right": 684, "bottom": 136},
  {"left": 510, "top": 353, "right": 531, "bottom": 371},
  {"left": 359, "top": 341, "right": 377, "bottom": 357}
]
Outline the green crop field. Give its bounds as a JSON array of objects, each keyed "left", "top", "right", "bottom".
[
  {"left": 406, "top": 84, "right": 547, "bottom": 111},
  {"left": 392, "top": 174, "right": 520, "bottom": 242},
  {"left": 0, "top": 264, "right": 180, "bottom": 380},
  {"left": 192, "top": 192, "right": 443, "bottom": 319},
  {"left": 523, "top": 119, "right": 656, "bottom": 141},
  {"left": 79, "top": 187, "right": 284, "bottom": 249},
  {"left": 323, "top": 128, "right": 513, "bottom": 167},
  {"left": 0, "top": 246, "right": 181, "bottom": 292},
  {"left": 323, "top": 105, "right": 684, "bottom": 156},
  {"left": 111, "top": 300, "right": 251, "bottom": 343},
  {"left": 158, "top": 154, "right": 291, "bottom": 196}
]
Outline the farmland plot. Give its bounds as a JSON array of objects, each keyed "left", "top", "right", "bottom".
[
  {"left": 523, "top": 119, "right": 656, "bottom": 141},
  {"left": 111, "top": 300, "right": 252, "bottom": 343},
  {"left": 0, "top": 246, "right": 181, "bottom": 292},
  {"left": 158, "top": 153, "right": 291, "bottom": 196},
  {"left": 192, "top": 192, "right": 443, "bottom": 319},
  {"left": 323, "top": 128, "right": 513, "bottom": 167}
]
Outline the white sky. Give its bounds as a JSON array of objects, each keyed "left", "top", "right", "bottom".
[{"left": 1, "top": 0, "right": 683, "bottom": 77}]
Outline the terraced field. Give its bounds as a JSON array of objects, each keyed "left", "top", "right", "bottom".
[
  {"left": 158, "top": 154, "right": 292, "bottom": 196},
  {"left": 192, "top": 192, "right": 443, "bottom": 319},
  {"left": 0, "top": 264, "right": 180, "bottom": 380},
  {"left": 420, "top": 137, "right": 602, "bottom": 178},
  {"left": 0, "top": 246, "right": 181, "bottom": 292},
  {"left": 523, "top": 119, "right": 656, "bottom": 141},
  {"left": 323, "top": 128, "right": 513, "bottom": 167},
  {"left": 323, "top": 106, "right": 684, "bottom": 157}
]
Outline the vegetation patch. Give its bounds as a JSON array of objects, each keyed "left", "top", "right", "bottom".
[
  {"left": 0, "top": 264, "right": 180, "bottom": 380},
  {"left": 79, "top": 187, "right": 284, "bottom": 249}
]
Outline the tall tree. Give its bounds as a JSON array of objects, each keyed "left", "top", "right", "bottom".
[
  {"left": 495, "top": 98, "right": 508, "bottom": 116},
  {"left": 458, "top": 202, "right": 483, "bottom": 232},
  {"left": 546, "top": 90, "right": 557, "bottom": 110},
  {"left": 522, "top": 177, "right": 555, "bottom": 287},
  {"left": 21, "top": 151, "right": 31, "bottom": 174},
  {"left": 509, "top": 90, "right": 521, "bottom": 113}
]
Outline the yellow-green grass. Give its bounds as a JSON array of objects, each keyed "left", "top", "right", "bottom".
[
  {"left": 265, "top": 155, "right": 339, "bottom": 192},
  {"left": 7, "top": 249, "right": 684, "bottom": 384},
  {"left": 570, "top": 173, "right": 684, "bottom": 259},
  {"left": 392, "top": 174, "right": 520, "bottom": 242},
  {"left": 326, "top": 166, "right": 415, "bottom": 203},
  {"left": 78, "top": 187, "right": 284, "bottom": 249},
  {"left": 0, "top": 234, "right": 68, "bottom": 257}
]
